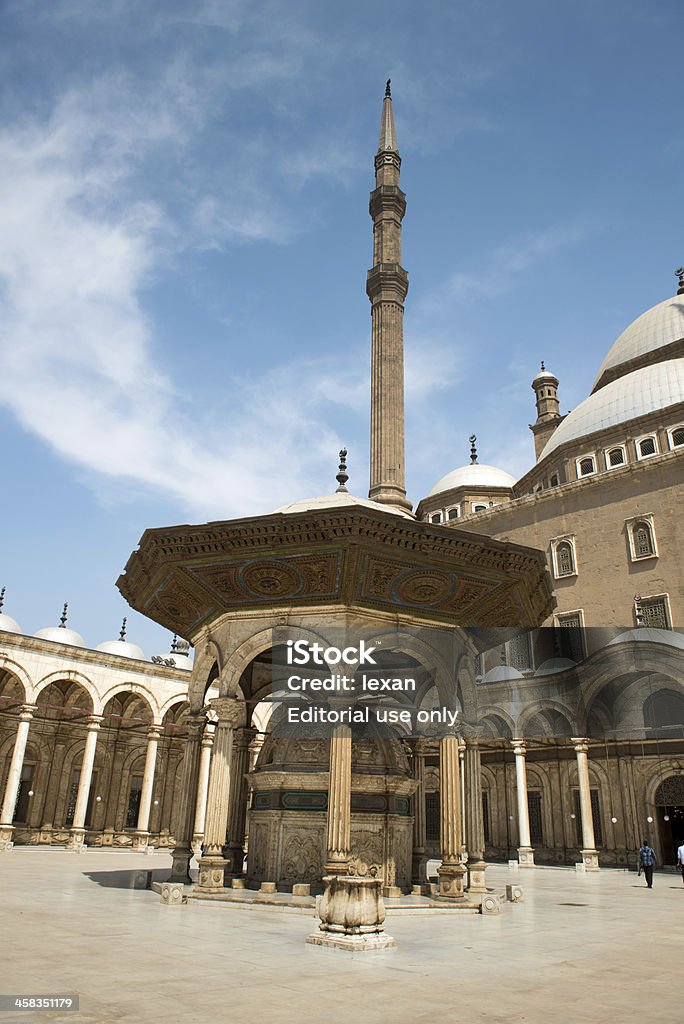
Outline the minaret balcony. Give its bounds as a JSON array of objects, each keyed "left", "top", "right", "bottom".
[{"left": 366, "top": 263, "right": 409, "bottom": 303}]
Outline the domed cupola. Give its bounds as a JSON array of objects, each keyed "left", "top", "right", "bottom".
[
  {"left": 152, "top": 634, "right": 192, "bottom": 669},
  {"left": 0, "top": 587, "right": 22, "bottom": 635},
  {"left": 34, "top": 603, "right": 86, "bottom": 648},
  {"left": 420, "top": 436, "right": 515, "bottom": 523},
  {"left": 96, "top": 617, "right": 146, "bottom": 661}
]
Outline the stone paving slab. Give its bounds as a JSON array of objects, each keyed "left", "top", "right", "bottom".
[{"left": 1, "top": 850, "right": 683, "bottom": 1024}]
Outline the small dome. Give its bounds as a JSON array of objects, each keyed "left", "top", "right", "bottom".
[
  {"left": 539, "top": 358, "right": 684, "bottom": 461},
  {"left": 593, "top": 294, "right": 684, "bottom": 391},
  {"left": 96, "top": 639, "right": 147, "bottom": 661},
  {"left": 0, "top": 612, "right": 22, "bottom": 634},
  {"left": 481, "top": 664, "right": 524, "bottom": 683},
  {"left": 607, "top": 627, "right": 684, "bottom": 651},
  {"left": 532, "top": 368, "right": 558, "bottom": 387},
  {"left": 428, "top": 464, "right": 516, "bottom": 498},
  {"left": 276, "top": 491, "right": 413, "bottom": 519},
  {"left": 534, "top": 657, "right": 576, "bottom": 676},
  {"left": 34, "top": 625, "right": 86, "bottom": 648}
]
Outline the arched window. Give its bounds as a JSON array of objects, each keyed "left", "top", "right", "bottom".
[
  {"left": 549, "top": 473, "right": 559, "bottom": 487},
  {"left": 637, "top": 435, "right": 657, "bottom": 458},
  {"left": 607, "top": 447, "right": 625, "bottom": 468},
  {"left": 577, "top": 456, "right": 595, "bottom": 477},
  {"left": 555, "top": 541, "right": 575, "bottom": 577},
  {"left": 634, "top": 521, "right": 654, "bottom": 558},
  {"left": 472, "top": 503, "right": 488, "bottom": 513},
  {"left": 670, "top": 426, "right": 684, "bottom": 448},
  {"left": 447, "top": 507, "right": 460, "bottom": 521},
  {"left": 430, "top": 512, "right": 442, "bottom": 524},
  {"left": 644, "top": 690, "right": 684, "bottom": 737}
]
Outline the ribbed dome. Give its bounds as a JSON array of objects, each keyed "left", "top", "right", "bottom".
[
  {"left": 481, "top": 664, "right": 524, "bottom": 683},
  {"left": 96, "top": 639, "right": 146, "bottom": 661},
  {"left": 539, "top": 359, "right": 684, "bottom": 461},
  {"left": 0, "top": 612, "right": 22, "bottom": 634},
  {"left": 607, "top": 627, "right": 684, "bottom": 650},
  {"left": 534, "top": 657, "right": 576, "bottom": 676},
  {"left": 34, "top": 625, "right": 86, "bottom": 648},
  {"left": 428, "top": 464, "right": 516, "bottom": 498},
  {"left": 593, "top": 294, "right": 684, "bottom": 391},
  {"left": 276, "top": 492, "right": 413, "bottom": 519}
]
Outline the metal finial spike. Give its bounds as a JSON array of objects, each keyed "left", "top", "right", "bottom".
[
  {"left": 540, "top": 360, "right": 545, "bottom": 371},
  {"left": 0, "top": 587, "right": 4, "bottom": 612},
  {"left": 676, "top": 267, "right": 684, "bottom": 295},
  {"left": 336, "top": 448, "right": 349, "bottom": 493},
  {"left": 500, "top": 645, "right": 507, "bottom": 665},
  {"left": 385, "top": 79, "right": 391, "bottom": 98},
  {"left": 119, "top": 617, "right": 127, "bottom": 641},
  {"left": 59, "top": 602, "right": 68, "bottom": 628},
  {"left": 469, "top": 434, "right": 478, "bottom": 464},
  {"left": 171, "top": 633, "right": 178, "bottom": 653}
]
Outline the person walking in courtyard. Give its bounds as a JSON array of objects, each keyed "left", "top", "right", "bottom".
[
  {"left": 638, "top": 839, "right": 657, "bottom": 888},
  {"left": 677, "top": 841, "right": 684, "bottom": 884}
]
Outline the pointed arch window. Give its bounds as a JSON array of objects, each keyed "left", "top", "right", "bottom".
[
  {"left": 551, "top": 536, "right": 577, "bottom": 579},
  {"left": 626, "top": 514, "right": 658, "bottom": 561}
]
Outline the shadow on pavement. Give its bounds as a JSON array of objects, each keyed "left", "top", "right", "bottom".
[{"left": 83, "top": 868, "right": 169, "bottom": 889}]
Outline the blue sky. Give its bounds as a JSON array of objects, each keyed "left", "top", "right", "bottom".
[{"left": 0, "top": 0, "right": 681, "bottom": 656}]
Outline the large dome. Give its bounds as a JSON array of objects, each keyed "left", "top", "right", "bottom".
[
  {"left": 592, "top": 294, "right": 684, "bottom": 392},
  {"left": 275, "top": 491, "right": 414, "bottom": 519},
  {"left": 428, "top": 463, "right": 516, "bottom": 498},
  {"left": 540, "top": 358, "right": 684, "bottom": 461}
]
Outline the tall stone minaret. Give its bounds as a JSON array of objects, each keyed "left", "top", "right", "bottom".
[{"left": 366, "top": 81, "right": 412, "bottom": 512}]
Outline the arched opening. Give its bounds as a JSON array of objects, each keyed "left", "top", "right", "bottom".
[{"left": 654, "top": 775, "right": 684, "bottom": 861}]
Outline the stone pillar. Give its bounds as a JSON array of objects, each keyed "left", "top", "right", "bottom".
[
  {"left": 192, "top": 722, "right": 215, "bottom": 844},
  {"left": 68, "top": 716, "right": 103, "bottom": 850},
  {"left": 573, "top": 738, "right": 600, "bottom": 871},
  {"left": 464, "top": 739, "right": 487, "bottom": 893},
  {"left": 325, "top": 724, "right": 352, "bottom": 875},
  {"left": 132, "top": 726, "right": 162, "bottom": 850},
  {"left": 411, "top": 740, "right": 428, "bottom": 885},
  {"left": 437, "top": 733, "right": 466, "bottom": 899},
  {"left": 197, "top": 699, "right": 244, "bottom": 892},
  {"left": 169, "top": 713, "right": 205, "bottom": 883},
  {"left": 0, "top": 705, "right": 35, "bottom": 851},
  {"left": 512, "top": 739, "right": 534, "bottom": 866},
  {"left": 224, "top": 727, "right": 255, "bottom": 876}
]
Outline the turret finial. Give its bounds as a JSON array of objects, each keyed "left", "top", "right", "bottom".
[
  {"left": 540, "top": 360, "right": 545, "bottom": 371},
  {"left": 469, "top": 434, "right": 478, "bottom": 464},
  {"left": 59, "top": 602, "right": 68, "bottom": 628},
  {"left": 0, "top": 587, "right": 5, "bottom": 612},
  {"left": 171, "top": 633, "right": 178, "bottom": 653},
  {"left": 336, "top": 448, "right": 349, "bottom": 493},
  {"left": 385, "top": 78, "right": 391, "bottom": 99},
  {"left": 119, "top": 617, "right": 127, "bottom": 641},
  {"left": 676, "top": 267, "right": 684, "bottom": 295}
]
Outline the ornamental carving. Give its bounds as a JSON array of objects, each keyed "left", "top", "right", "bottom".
[
  {"left": 395, "top": 570, "right": 454, "bottom": 606},
  {"left": 240, "top": 561, "right": 302, "bottom": 598},
  {"left": 349, "top": 827, "right": 384, "bottom": 879},
  {"left": 655, "top": 774, "right": 684, "bottom": 805},
  {"left": 281, "top": 829, "right": 323, "bottom": 881}
]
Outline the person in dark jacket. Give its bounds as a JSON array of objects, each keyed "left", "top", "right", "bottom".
[{"left": 638, "top": 840, "right": 657, "bottom": 888}]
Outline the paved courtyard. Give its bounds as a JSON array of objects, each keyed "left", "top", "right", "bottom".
[{"left": 1, "top": 850, "right": 683, "bottom": 1024}]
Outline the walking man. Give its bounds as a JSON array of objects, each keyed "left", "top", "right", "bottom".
[
  {"left": 677, "top": 840, "right": 684, "bottom": 884},
  {"left": 638, "top": 839, "right": 656, "bottom": 888}
]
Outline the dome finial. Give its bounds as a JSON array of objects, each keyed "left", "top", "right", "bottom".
[
  {"left": 336, "top": 448, "right": 349, "bottom": 493},
  {"left": 59, "top": 602, "right": 68, "bottom": 628},
  {"left": 540, "top": 360, "right": 545, "bottom": 371},
  {"left": 171, "top": 633, "right": 178, "bottom": 653},
  {"left": 0, "top": 587, "right": 5, "bottom": 612},
  {"left": 676, "top": 267, "right": 684, "bottom": 296},
  {"left": 469, "top": 434, "right": 478, "bottom": 464},
  {"left": 385, "top": 78, "right": 391, "bottom": 99},
  {"left": 119, "top": 617, "right": 127, "bottom": 641}
]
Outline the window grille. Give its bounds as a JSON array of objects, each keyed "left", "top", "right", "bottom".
[
  {"left": 633, "top": 522, "right": 654, "bottom": 557},
  {"left": 573, "top": 789, "right": 603, "bottom": 848},
  {"left": 528, "top": 791, "right": 543, "bottom": 845},
  {"left": 447, "top": 507, "right": 460, "bottom": 521},
  {"left": 65, "top": 770, "right": 80, "bottom": 827},
  {"left": 126, "top": 775, "right": 144, "bottom": 828},
  {"left": 640, "top": 596, "right": 669, "bottom": 629},
  {"left": 578, "top": 457, "right": 595, "bottom": 477},
  {"left": 507, "top": 633, "right": 532, "bottom": 670},
  {"left": 556, "top": 614, "right": 585, "bottom": 660},
  {"left": 608, "top": 447, "right": 625, "bottom": 467},
  {"left": 672, "top": 426, "right": 684, "bottom": 448},
  {"left": 555, "top": 541, "right": 574, "bottom": 576},
  {"left": 482, "top": 791, "right": 490, "bottom": 845},
  {"left": 430, "top": 512, "right": 442, "bottom": 524},
  {"left": 638, "top": 436, "right": 657, "bottom": 457},
  {"left": 425, "top": 792, "right": 440, "bottom": 842}
]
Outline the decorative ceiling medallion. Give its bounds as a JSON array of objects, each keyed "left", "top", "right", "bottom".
[
  {"left": 393, "top": 570, "right": 455, "bottom": 607},
  {"left": 239, "top": 560, "right": 303, "bottom": 599}
]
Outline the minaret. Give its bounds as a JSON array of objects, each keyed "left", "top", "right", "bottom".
[
  {"left": 366, "top": 81, "right": 412, "bottom": 512},
  {"left": 530, "top": 362, "right": 563, "bottom": 461}
]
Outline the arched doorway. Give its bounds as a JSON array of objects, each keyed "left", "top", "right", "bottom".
[{"left": 655, "top": 775, "right": 684, "bottom": 862}]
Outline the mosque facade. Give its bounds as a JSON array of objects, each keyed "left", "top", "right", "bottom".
[{"left": 1, "top": 87, "right": 683, "bottom": 893}]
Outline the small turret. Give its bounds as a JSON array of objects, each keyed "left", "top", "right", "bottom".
[{"left": 529, "top": 362, "right": 563, "bottom": 461}]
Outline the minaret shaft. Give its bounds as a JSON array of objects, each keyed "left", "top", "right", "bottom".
[{"left": 367, "top": 87, "right": 412, "bottom": 512}]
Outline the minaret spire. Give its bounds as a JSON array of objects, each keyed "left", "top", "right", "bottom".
[{"left": 367, "top": 82, "right": 412, "bottom": 512}]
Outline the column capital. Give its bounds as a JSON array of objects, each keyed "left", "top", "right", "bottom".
[
  {"left": 19, "top": 704, "right": 37, "bottom": 721},
  {"left": 87, "top": 715, "right": 104, "bottom": 730},
  {"left": 209, "top": 697, "right": 245, "bottom": 728},
  {"left": 146, "top": 726, "right": 163, "bottom": 741},
  {"left": 511, "top": 739, "right": 526, "bottom": 756},
  {"left": 572, "top": 738, "right": 589, "bottom": 753}
]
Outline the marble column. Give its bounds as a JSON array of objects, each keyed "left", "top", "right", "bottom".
[
  {"left": 224, "top": 727, "right": 255, "bottom": 877},
  {"left": 197, "top": 699, "right": 244, "bottom": 892},
  {"left": 68, "top": 715, "right": 103, "bottom": 850},
  {"left": 411, "top": 740, "right": 428, "bottom": 885},
  {"left": 132, "top": 726, "right": 162, "bottom": 850},
  {"left": 325, "top": 724, "right": 352, "bottom": 875},
  {"left": 0, "top": 704, "right": 36, "bottom": 851},
  {"left": 192, "top": 722, "right": 215, "bottom": 844},
  {"left": 464, "top": 739, "right": 487, "bottom": 892},
  {"left": 573, "top": 738, "right": 600, "bottom": 871},
  {"left": 169, "top": 713, "right": 206, "bottom": 883},
  {"left": 437, "top": 733, "right": 466, "bottom": 899},
  {"left": 512, "top": 739, "right": 534, "bottom": 866}
]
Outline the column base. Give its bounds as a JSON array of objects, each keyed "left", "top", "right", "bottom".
[
  {"left": 467, "top": 860, "right": 488, "bottom": 893},
  {"left": 324, "top": 858, "right": 350, "bottom": 876},
  {"left": 411, "top": 851, "right": 428, "bottom": 886},
  {"left": 0, "top": 824, "right": 15, "bottom": 851},
  {"left": 517, "top": 847, "right": 535, "bottom": 867},
  {"left": 169, "top": 844, "right": 194, "bottom": 884},
  {"left": 308, "top": 875, "right": 395, "bottom": 951},
  {"left": 66, "top": 828, "right": 87, "bottom": 851},
  {"left": 437, "top": 862, "right": 466, "bottom": 900},
  {"left": 197, "top": 855, "right": 228, "bottom": 892},
  {"left": 581, "top": 849, "right": 600, "bottom": 871}
]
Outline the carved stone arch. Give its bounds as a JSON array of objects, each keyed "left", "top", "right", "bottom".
[
  {"left": 646, "top": 766, "right": 684, "bottom": 808},
  {"left": 158, "top": 693, "right": 194, "bottom": 723},
  {"left": 476, "top": 705, "right": 516, "bottom": 739},
  {"left": 188, "top": 635, "right": 224, "bottom": 708},
  {"left": 34, "top": 671, "right": 96, "bottom": 713},
  {"left": 0, "top": 655, "right": 32, "bottom": 700},
  {"left": 216, "top": 624, "right": 332, "bottom": 702},
  {"left": 517, "top": 699, "right": 576, "bottom": 739},
  {"left": 98, "top": 683, "right": 157, "bottom": 723}
]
